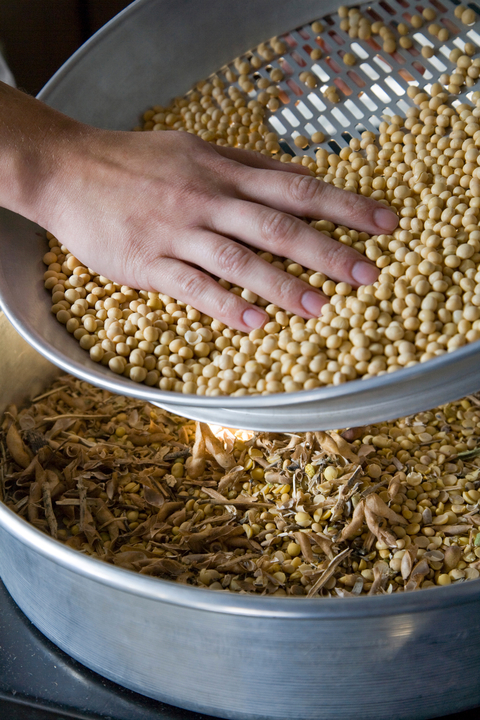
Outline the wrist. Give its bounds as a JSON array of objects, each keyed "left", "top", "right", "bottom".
[{"left": 0, "top": 82, "right": 88, "bottom": 229}]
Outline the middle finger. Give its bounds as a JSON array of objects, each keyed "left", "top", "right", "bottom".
[{"left": 210, "top": 199, "right": 380, "bottom": 287}]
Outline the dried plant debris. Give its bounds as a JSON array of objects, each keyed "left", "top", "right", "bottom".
[{"left": 3, "top": 377, "right": 480, "bottom": 597}]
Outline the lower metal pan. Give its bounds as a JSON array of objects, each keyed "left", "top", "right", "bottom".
[{"left": 1, "top": 310, "right": 480, "bottom": 719}]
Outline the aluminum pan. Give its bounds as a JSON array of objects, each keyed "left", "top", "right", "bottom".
[
  {"left": 2, "top": 311, "right": 480, "bottom": 719},
  {"left": 1, "top": 0, "right": 480, "bottom": 431},
  {"left": 2, "top": 453, "right": 479, "bottom": 619}
]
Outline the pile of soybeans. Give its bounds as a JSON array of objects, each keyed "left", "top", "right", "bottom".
[
  {"left": 3, "top": 376, "right": 480, "bottom": 596},
  {"left": 43, "top": 5, "right": 480, "bottom": 396}
]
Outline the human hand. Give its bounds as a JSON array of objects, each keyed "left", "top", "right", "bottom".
[
  {"left": 0, "top": 82, "right": 398, "bottom": 332},
  {"left": 45, "top": 128, "right": 398, "bottom": 331}
]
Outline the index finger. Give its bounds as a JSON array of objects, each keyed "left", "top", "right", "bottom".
[
  {"left": 213, "top": 144, "right": 312, "bottom": 175},
  {"left": 233, "top": 168, "right": 399, "bottom": 236}
]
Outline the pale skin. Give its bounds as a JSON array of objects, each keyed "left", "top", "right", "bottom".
[{"left": 0, "top": 81, "right": 398, "bottom": 332}]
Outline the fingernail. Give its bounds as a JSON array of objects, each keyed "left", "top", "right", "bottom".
[
  {"left": 243, "top": 307, "right": 268, "bottom": 329},
  {"left": 301, "top": 290, "right": 327, "bottom": 317},
  {"left": 352, "top": 261, "right": 379, "bottom": 286},
  {"left": 374, "top": 207, "right": 398, "bottom": 232}
]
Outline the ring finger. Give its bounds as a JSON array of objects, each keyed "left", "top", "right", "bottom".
[{"left": 174, "top": 230, "right": 328, "bottom": 319}]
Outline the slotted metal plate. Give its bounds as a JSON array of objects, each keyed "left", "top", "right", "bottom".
[{"left": 217, "top": 0, "right": 480, "bottom": 156}]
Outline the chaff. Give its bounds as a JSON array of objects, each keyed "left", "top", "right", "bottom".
[{"left": 4, "top": 376, "right": 480, "bottom": 597}]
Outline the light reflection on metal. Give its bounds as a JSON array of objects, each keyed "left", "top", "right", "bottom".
[
  {"left": 387, "top": 617, "right": 417, "bottom": 641},
  {"left": 208, "top": 424, "right": 254, "bottom": 443}
]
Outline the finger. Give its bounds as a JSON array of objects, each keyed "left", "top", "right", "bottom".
[
  {"left": 233, "top": 167, "right": 399, "bottom": 236},
  {"left": 147, "top": 257, "right": 268, "bottom": 332},
  {"left": 208, "top": 199, "right": 379, "bottom": 288},
  {"left": 174, "top": 231, "right": 328, "bottom": 319},
  {"left": 213, "top": 144, "right": 310, "bottom": 175}
]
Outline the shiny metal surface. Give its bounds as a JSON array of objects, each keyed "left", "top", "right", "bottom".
[
  {"left": 2, "top": 310, "right": 480, "bottom": 719},
  {"left": 1, "top": 0, "right": 480, "bottom": 431}
]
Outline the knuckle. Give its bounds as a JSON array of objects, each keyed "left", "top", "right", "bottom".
[
  {"left": 288, "top": 174, "right": 324, "bottom": 204},
  {"left": 269, "top": 271, "right": 302, "bottom": 303},
  {"left": 171, "top": 176, "right": 207, "bottom": 208},
  {"left": 218, "top": 156, "right": 245, "bottom": 185},
  {"left": 214, "top": 241, "right": 253, "bottom": 277},
  {"left": 176, "top": 269, "right": 212, "bottom": 301},
  {"left": 315, "top": 236, "right": 355, "bottom": 279},
  {"left": 173, "top": 266, "right": 244, "bottom": 326},
  {"left": 341, "top": 191, "right": 371, "bottom": 224},
  {"left": 177, "top": 130, "right": 209, "bottom": 153},
  {"left": 121, "top": 235, "right": 161, "bottom": 289},
  {"left": 260, "top": 210, "right": 298, "bottom": 246},
  {"left": 217, "top": 291, "right": 244, "bottom": 319}
]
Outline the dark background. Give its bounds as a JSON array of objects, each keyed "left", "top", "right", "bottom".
[{"left": 0, "top": 0, "right": 132, "bottom": 95}]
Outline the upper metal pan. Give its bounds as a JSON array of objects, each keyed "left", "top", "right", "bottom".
[{"left": 1, "top": 0, "right": 480, "bottom": 431}]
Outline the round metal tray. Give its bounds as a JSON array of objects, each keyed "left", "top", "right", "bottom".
[
  {"left": 1, "top": 0, "right": 480, "bottom": 431},
  {"left": 2, "top": 310, "right": 480, "bottom": 720}
]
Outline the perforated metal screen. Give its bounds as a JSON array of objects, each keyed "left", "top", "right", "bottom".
[{"left": 213, "top": 0, "right": 480, "bottom": 157}]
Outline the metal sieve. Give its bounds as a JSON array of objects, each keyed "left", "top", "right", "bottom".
[
  {"left": 1, "top": 0, "right": 480, "bottom": 431},
  {"left": 234, "top": 0, "right": 480, "bottom": 158}
]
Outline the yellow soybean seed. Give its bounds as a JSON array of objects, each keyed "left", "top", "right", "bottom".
[
  {"left": 462, "top": 8, "right": 476, "bottom": 25},
  {"left": 437, "top": 574, "right": 452, "bottom": 586},
  {"left": 294, "top": 135, "right": 309, "bottom": 148},
  {"left": 251, "top": 467, "right": 264, "bottom": 481},
  {"left": 324, "top": 466, "right": 338, "bottom": 481},
  {"left": 171, "top": 463, "right": 184, "bottom": 478},
  {"left": 287, "top": 542, "right": 301, "bottom": 557},
  {"left": 295, "top": 511, "right": 312, "bottom": 527},
  {"left": 109, "top": 356, "right": 127, "bottom": 374},
  {"left": 383, "top": 38, "right": 396, "bottom": 53}
]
